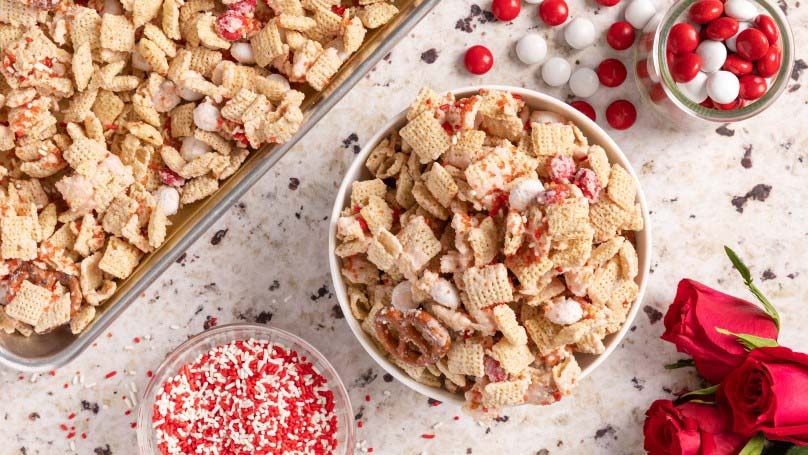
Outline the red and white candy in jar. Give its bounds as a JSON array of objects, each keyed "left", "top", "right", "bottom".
[{"left": 633, "top": 0, "right": 793, "bottom": 126}]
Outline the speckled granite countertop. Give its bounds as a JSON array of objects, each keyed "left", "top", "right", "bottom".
[{"left": 3, "top": 1, "right": 808, "bottom": 454}]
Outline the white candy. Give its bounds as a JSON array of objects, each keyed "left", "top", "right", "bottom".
[
  {"left": 180, "top": 87, "right": 204, "bottom": 101},
  {"left": 726, "top": 22, "right": 752, "bottom": 53},
  {"left": 625, "top": 0, "right": 656, "bottom": 30},
  {"left": 568, "top": 68, "right": 599, "bottom": 98},
  {"left": 706, "top": 70, "right": 740, "bottom": 104},
  {"left": 180, "top": 136, "right": 211, "bottom": 161},
  {"left": 131, "top": 50, "right": 152, "bottom": 72},
  {"left": 515, "top": 33, "right": 548, "bottom": 65},
  {"left": 509, "top": 179, "right": 545, "bottom": 211},
  {"left": 696, "top": 40, "right": 727, "bottom": 73},
  {"left": 193, "top": 102, "right": 220, "bottom": 132},
  {"left": 678, "top": 71, "right": 709, "bottom": 103},
  {"left": 725, "top": 0, "right": 758, "bottom": 21},
  {"left": 530, "top": 110, "right": 566, "bottom": 124},
  {"left": 230, "top": 42, "right": 255, "bottom": 65},
  {"left": 544, "top": 298, "right": 584, "bottom": 325},
  {"left": 564, "top": 18, "right": 596, "bottom": 50},
  {"left": 152, "top": 81, "right": 181, "bottom": 113},
  {"left": 154, "top": 186, "right": 180, "bottom": 216},
  {"left": 391, "top": 281, "right": 418, "bottom": 311},
  {"left": 429, "top": 279, "right": 460, "bottom": 310},
  {"left": 541, "top": 57, "right": 572, "bottom": 87}
]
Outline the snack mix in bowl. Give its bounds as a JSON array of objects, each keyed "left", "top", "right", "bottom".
[
  {"left": 335, "top": 88, "right": 645, "bottom": 416},
  {"left": 0, "top": 0, "right": 399, "bottom": 336}
]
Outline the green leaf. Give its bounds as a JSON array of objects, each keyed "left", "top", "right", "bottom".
[
  {"left": 785, "top": 445, "right": 808, "bottom": 455},
  {"left": 724, "top": 246, "right": 781, "bottom": 332},
  {"left": 725, "top": 246, "right": 752, "bottom": 282},
  {"left": 716, "top": 327, "right": 779, "bottom": 351},
  {"left": 665, "top": 359, "right": 695, "bottom": 370},
  {"left": 739, "top": 433, "right": 766, "bottom": 455},
  {"left": 682, "top": 385, "right": 718, "bottom": 399}
]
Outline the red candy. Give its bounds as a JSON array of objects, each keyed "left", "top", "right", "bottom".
[
  {"left": 636, "top": 59, "right": 650, "bottom": 78},
  {"left": 607, "top": 21, "right": 636, "bottom": 50},
  {"left": 738, "top": 75, "right": 767, "bottom": 100},
  {"left": 754, "top": 14, "right": 779, "bottom": 44},
  {"left": 689, "top": 0, "right": 723, "bottom": 24},
  {"left": 722, "top": 54, "right": 754, "bottom": 76},
  {"left": 756, "top": 45, "right": 781, "bottom": 77},
  {"left": 649, "top": 83, "right": 667, "bottom": 103},
  {"left": 667, "top": 23, "right": 700, "bottom": 55},
  {"left": 539, "top": 0, "right": 569, "bottom": 26},
  {"left": 569, "top": 100, "right": 596, "bottom": 121},
  {"left": 597, "top": 0, "right": 621, "bottom": 6},
  {"left": 491, "top": 0, "right": 521, "bottom": 21},
  {"left": 548, "top": 155, "right": 577, "bottom": 183},
  {"left": 605, "top": 100, "right": 637, "bottom": 130},
  {"left": 464, "top": 45, "right": 494, "bottom": 74},
  {"left": 597, "top": 58, "right": 627, "bottom": 87},
  {"left": 735, "top": 28, "right": 770, "bottom": 61},
  {"left": 712, "top": 98, "right": 744, "bottom": 110},
  {"left": 705, "top": 17, "right": 739, "bottom": 41},
  {"left": 227, "top": 0, "right": 256, "bottom": 14},
  {"left": 215, "top": 11, "right": 248, "bottom": 41},
  {"left": 670, "top": 53, "right": 702, "bottom": 82}
]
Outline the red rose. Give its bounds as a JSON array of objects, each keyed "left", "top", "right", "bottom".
[
  {"left": 717, "top": 346, "right": 808, "bottom": 445},
  {"left": 643, "top": 400, "right": 747, "bottom": 455},
  {"left": 661, "top": 279, "right": 778, "bottom": 384}
]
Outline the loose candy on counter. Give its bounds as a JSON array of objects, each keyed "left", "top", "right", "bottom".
[
  {"left": 565, "top": 17, "right": 596, "bottom": 49},
  {"left": 492, "top": 0, "right": 522, "bottom": 21},
  {"left": 706, "top": 70, "right": 741, "bottom": 104},
  {"left": 625, "top": 0, "right": 656, "bottom": 29},
  {"left": 465, "top": 45, "right": 495, "bottom": 74},
  {"left": 516, "top": 33, "right": 549, "bottom": 65},
  {"left": 542, "top": 56, "right": 572, "bottom": 86},
  {"left": 539, "top": 0, "right": 570, "bottom": 26},
  {"left": 597, "top": 58, "right": 628, "bottom": 87},
  {"left": 678, "top": 71, "right": 710, "bottom": 103},
  {"left": 569, "top": 67, "right": 600, "bottom": 97},
  {"left": 607, "top": 21, "right": 637, "bottom": 50},
  {"left": 738, "top": 74, "right": 767, "bottom": 100},
  {"left": 569, "top": 100, "right": 597, "bottom": 120},
  {"left": 597, "top": 0, "right": 622, "bottom": 6},
  {"left": 606, "top": 99, "right": 637, "bottom": 129},
  {"left": 696, "top": 40, "right": 727, "bottom": 73}
]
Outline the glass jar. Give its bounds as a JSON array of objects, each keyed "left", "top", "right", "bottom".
[{"left": 634, "top": 0, "right": 794, "bottom": 128}]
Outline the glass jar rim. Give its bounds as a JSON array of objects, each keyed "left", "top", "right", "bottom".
[{"left": 653, "top": 0, "right": 795, "bottom": 122}]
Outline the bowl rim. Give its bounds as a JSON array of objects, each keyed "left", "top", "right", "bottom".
[
  {"left": 328, "top": 85, "right": 653, "bottom": 404},
  {"left": 136, "top": 322, "right": 355, "bottom": 453}
]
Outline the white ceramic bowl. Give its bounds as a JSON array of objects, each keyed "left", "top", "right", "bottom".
[{"left": 328, "top": 85, "right": 652, "bottom": 404}]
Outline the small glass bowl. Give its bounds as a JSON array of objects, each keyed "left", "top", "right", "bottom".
[
  {"left": 136, "top": 323, "right": 355, "bottom": 454},
  {"left": 634, "top": 0, "right": 794, "bottom": 128}
]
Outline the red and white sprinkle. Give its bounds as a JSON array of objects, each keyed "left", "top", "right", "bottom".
[{"left": 152, "top": 338, "right": 339, "bottom": 455}]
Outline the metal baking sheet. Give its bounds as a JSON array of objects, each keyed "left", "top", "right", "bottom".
[{"left": 0, "top": 0, "right": 439, "bottom": 372}]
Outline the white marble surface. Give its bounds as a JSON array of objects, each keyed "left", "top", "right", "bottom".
[{"left": 3, "top": 1, "right": 808, "bottom": 454}]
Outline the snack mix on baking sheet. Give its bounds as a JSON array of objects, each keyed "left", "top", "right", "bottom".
[
  {"left": 0, "top": 0, "right": 399, "bottom": 337},
  {"left": 336, "top": 88, "right": 644, "bottom": 416}
]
